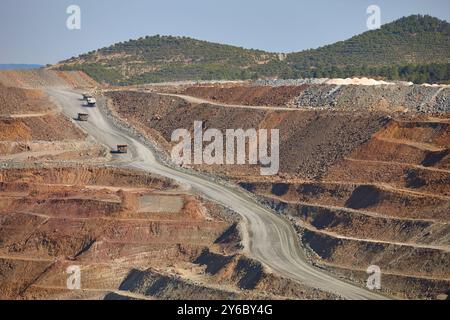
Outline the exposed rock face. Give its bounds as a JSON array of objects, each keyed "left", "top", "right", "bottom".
[{"left": 113, "top": 249, "right": 338, "bottom": 300}]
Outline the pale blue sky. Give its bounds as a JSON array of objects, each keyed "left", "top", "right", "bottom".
[{"left": 1, "top": 0, "right": 449, "bottom": 64}]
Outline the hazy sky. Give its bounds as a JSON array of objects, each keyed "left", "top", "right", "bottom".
[{"left": 1, "top": 0, "right": 449, "bottom": 64}]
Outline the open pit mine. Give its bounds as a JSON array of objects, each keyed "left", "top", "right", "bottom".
[{"left": 0, "top": 69, "right": 448, "bottom": 300}]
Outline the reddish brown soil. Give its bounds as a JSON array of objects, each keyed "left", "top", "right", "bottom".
[
  {"left": 0, "top": 115, "right": 86, "bottom": 141},
  {"left": 0, "top": 83, "right": 51, "bottom": 115},
  {"left": 0, "top": 166, "right": 235, "bottom": 299},
  {"left": 184, "top": 85, "right": 309, "bottom": 106},
  {"left": 301, "top": 229, "right": 449, "bottom": 279},
  {"left": 240, "top": 181, "right": 450, "bottom": 222},
  {"left": 0, "top": 70, "right": 98, "bottom": 89}
]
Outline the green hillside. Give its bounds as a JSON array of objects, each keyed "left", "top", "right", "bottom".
[
  {"left": 55, "top": 15, "right": 450, "bottom": 84},
  {"left": 57, "top": 35, "right": 279, "bottom": 84},
  {"left": 287, "top": 15, "right": 450, "bottom": 80}
]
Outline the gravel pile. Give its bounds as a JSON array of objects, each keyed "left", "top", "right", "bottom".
[
  {"left": 291, "top": 84, "right": 449, "bottom": 113},
  {"left": 253, "top": 79, "right": 449, "bottom": 113}
]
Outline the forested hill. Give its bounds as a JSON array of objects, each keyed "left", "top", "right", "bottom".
[
  {"left": 55, "top": 15, "right": 450, "bottom": 84},
  {"left": 55, "top": 35, "right": 279, "bottom": 84},
  {"left": 286, "top": 15, "right": 450, "bottom": 82}
]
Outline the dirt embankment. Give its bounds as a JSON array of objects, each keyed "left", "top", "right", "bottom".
[
  {"left": 0, "top": 83, "right": 51, "bottom": 115},
  {"left": 0, "top": 112, "right": 96, "bottom": 161},
  {"left": 301, "top": 229, "right": 449, "bottom": 278},
  {"left": 291, "top": 217, "right": 450, "bottom": 299},
  {"left": 0, "top": 166, "right": 176, "bottom": 188},
  {"left": 350, "top": 119, "right": 450, "bottom": 169},
  {"left": 0, "top": 70, "right": 98, "bottom": 89},
  {"left": 0, "top": 116, "right": 86, "bottom": 142},
  {"left": 113, "top": 268, "right": 244, "bottom": 300},
  {"left": 183, "top": 85, "right": 309, "bottom": 106},
  {"left": 111, "top": 248, "right": 338, "bottom": 300},
  {"left": 241, "top": 182, "right": 450, "bottom": 222},
  {"left": 322, "top": 116, "right": 450, "bottom": 196}
]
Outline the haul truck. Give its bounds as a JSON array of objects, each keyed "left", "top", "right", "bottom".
[
  {"left": 87, "top": 97, "right": 96, "bottom": 107},
  {"left": 77, "top": 113, "right": 89, "bottom": 121},
  {"left": 116, "top": 145, "right": 128, "bottom": 154}
]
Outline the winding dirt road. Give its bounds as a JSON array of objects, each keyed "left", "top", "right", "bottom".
[{"left": 46, "top": 88, "right": 388, "bottom": 300}]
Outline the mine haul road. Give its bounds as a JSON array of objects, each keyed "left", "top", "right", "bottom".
[{"left": 46, "top": 88, "right": 388, "bottom": 300}]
